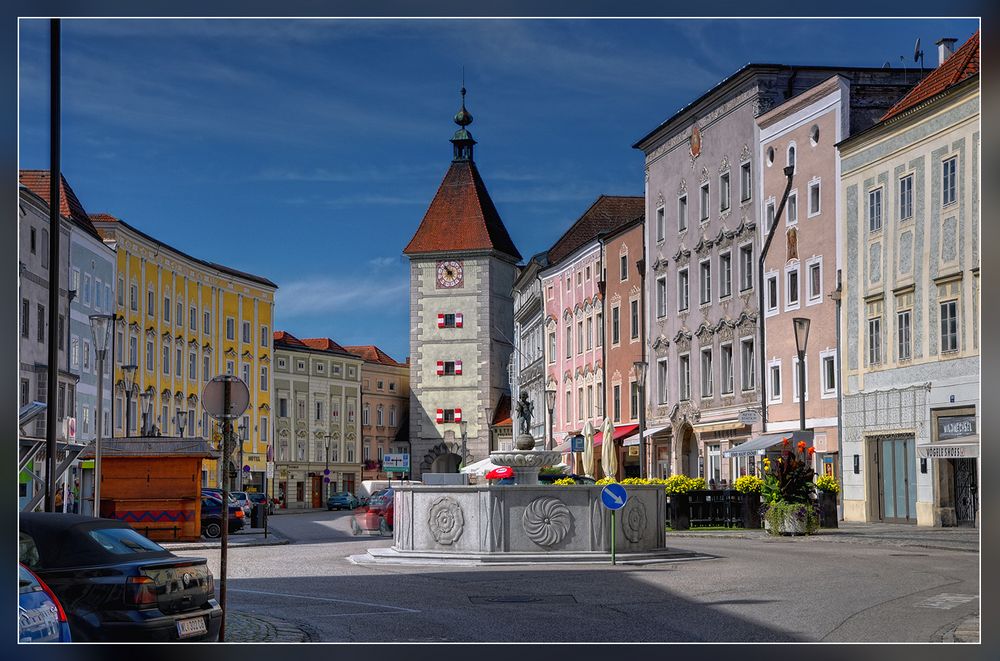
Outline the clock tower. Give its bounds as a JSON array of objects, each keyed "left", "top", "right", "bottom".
[{"left": 403, "top": 87, "right": 522, "bottom": 476}]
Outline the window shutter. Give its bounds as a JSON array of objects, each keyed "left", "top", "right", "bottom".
[
  {"left": 437, "top": 313, "right": 445, "bottom": 328},
  {"left": 455, "top": 360, "right": 463, "bottom": 375},
  {"left": 435, "top": 409, "right": 444, "bottom": 424},
  {"left": 454, "top": 408, "right": 462, "bottom": 423},
  {"left": 456, "top": 313, "right": 464, "bottom": 328},
  {"left": 436, "top": 360, "right": 444, "bottom": 376}
]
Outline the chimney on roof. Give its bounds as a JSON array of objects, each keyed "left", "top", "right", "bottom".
[{"left": 937, "top": 38, "right": 957, "bottom": 66}]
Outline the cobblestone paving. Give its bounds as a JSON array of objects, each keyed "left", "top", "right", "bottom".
[{"left": 224, "top": 611, "right": 313, "bottom": 642}]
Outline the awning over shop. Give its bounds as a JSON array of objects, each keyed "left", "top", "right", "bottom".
[
  {"left": 722, "top": 430, "right": 814, "bottom": 458},
  {"left": 593, "top": 424, "right": 639, "bottom": 447},
  {"left": 693, "top": 420, "right": 749, "bottom": 434},
  {"left": 916, "top": 435, "right": 979, "bottom": 459},
  {"left": 623, "top": 425, "right": 670, "bottom": 446}
]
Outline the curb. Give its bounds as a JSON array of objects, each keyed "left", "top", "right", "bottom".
[
  {"left": 225, "top": 611, "right": 313, "bottom": 642},
  {"left": 934, "top": 612, "right": 980, "bottom": 643},
  {"left": 161, "top": 531, "right": 290, "bottom": 551}
]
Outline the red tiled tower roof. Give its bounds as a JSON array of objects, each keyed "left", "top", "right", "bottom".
[
  {"left": 546, "top": 195, "right": 645, "bottom": 265},
  {"left": 19, "top": 169, "right": 102, "bottom": 240},
  {"left": 342, "top": 345, "right": 404, "bottom": 367},
  {"left": 881, "top": 31, "right": 980, "bottom": 121}
]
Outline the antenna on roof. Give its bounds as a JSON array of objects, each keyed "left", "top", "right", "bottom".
[
  {"left": 914, "top": 38, "right": 924, "bottom": 73},
  {"left": 882, "top": 61, "right": 891, "bottom": 69}
]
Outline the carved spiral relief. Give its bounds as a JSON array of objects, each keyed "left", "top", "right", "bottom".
[
  {"left": 427, "top": 496, "right": 465, "bottom": 546},
  {"left": 622, "top": 500, "right": 648, "bottom": 543},
  {"left": 522, "top": 497, "right": 572, "bottom": 548}
]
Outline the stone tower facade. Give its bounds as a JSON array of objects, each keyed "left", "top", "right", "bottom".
[{"left": 404, "top": 89, "right": 521, "bottom": 477}]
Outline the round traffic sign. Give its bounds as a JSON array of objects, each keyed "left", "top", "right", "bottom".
[
  {"left": 601, "top": 483, "right": 628, "bottom": 510},
  {"left": 323, "top": 477, "right": 330, "bottom": 483},
  {"left": 323, "top": 469, "right": 331, "bottom": 476},
  {"left": 243, "top": 465, "right": 251, "bottom": 473},
  {"left": 201, "top": 375, "right": 250, "bottom": 420}
]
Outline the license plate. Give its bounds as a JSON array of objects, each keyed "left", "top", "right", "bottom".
[{"left": 176, "top": 616, "right": 208, "bottom": 639}]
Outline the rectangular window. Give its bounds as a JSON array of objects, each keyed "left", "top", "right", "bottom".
[
  {"left": 822, "top": 352, "right": 837, "bottom": 395},
  {"left": 701, "top": 348, "right": 713, "bottom": 398},
  {"left": 146, "top": 339, "right": 154, "bottom": 372},
  {"left": 186, "top": 351, "right": 195, "bottom": 379},
  {"left": 769, "top": 363, "right": 782, "bottom": 402},
  {"left": 163, "top": 294, "right": 169, "bottom": 321},
  {"left": 741, "top": 338, "right": 755, "bottom": 391},
  {"left": 176, "top": 301, "right": 183, "bottom": 327},
  {"left": 620, "top": 254, "right": 628, "bottom": 281},
  {"left": 678, "top": 268, "right": 689, "bottom": 311},
  {"left": 117, "top": 276, "right": 124, "bottom": 306},
  {"left": 740, "top": 161, "right": 752, "bottom": 202},
  {"left": 868, "top": 187, "right": 883, "bottom": 232},
  {"left": 656, "top": 206, "right": 665, "bottom": 242},
  {"left": 679, "top": 354, "right": 691, "bottom": 401},
  {"left": 700, "top": 182, "right": 710, "bottom": 222},
  {"left": 766, "top": 200, "right": 775, "bottom": 232},
  {"left": 317, "top": 401, "right": 325, "bottom": 421},
  {"left": 940, "top": 300, "right": 958, "bottom": 353},
  {"left": 565, "top": 325, "right": 572, "bottom": 358},
  {"left": 176, "top": 347, "right": 182, "bottom": 377},
  {"left": 548, "top": 333, "right": 556, "bottom": 363},
  {"left": 128, "top": 335, "right": 137, "bottom": 366},
  {"left": 612, "top": 306, "right": 620, "bottom": 345},
  {"left": 808, "top": 261, "right": 822, "bottom": 304},
  {"left": 613, "top": 385, "right": 621, "bottom": 422},
  {"left": 130, "top": 283, "right": 138, "bottom": 311},
  {"left": 942, "top": 156, "right": 957, "bottom": 206},
  {"left": 629, "top": 382, "right": 638, "bottom": 419},
  {"left": 588, "top": 385, "right": 594, "bottom": 419},
  {"left": 442, "top": 360, "right": 456, "bottom": 376},
  {"left": 203, "top": 311, "right": 211, "bottom": 334},
  {"left": 766, "top": 274, "right": 778, "bottom": 314},
  {"left": 586, "top": 316, "right": 593, "bottom": 350},
  {"left": 190, "top": 306, "right": 197, "bottom": 330},
  {"left": 808, "top": 180, "right": 821, "bottom": 216},
  {"left": 296, "top": 399, "right": 306, "bottom": 419},
  {"left": 576, "top": 271, "right": 582, "bottom": 286},
  {"left": 719, "top": 252, "right": 732, "bottom": 299},
  {"left": 899, "top": 174, "right": 914, "bottom": 220},
  {"left": 720, "top": 172, "right": 730, "bottom": 211},
  {"left": 261, "top": 416, "right": 268, "bottom": 442},
  {"left": 162, "top": 345, "right": 170, "bottom": 375},
  {"left": 657, "top": 358, "right": 668, "bottom": 404},
  {"left": 148, "top": 290, "right": 155, "bottom": 317},
  {"left": 21, "top": 378, "right": 30, "bottom": 406},
  {"left": 30, "top": 227, "right": 36, "bottom": 254},
  {"left": 82, "top": 274, "right": 92, "bottom": 306},
  {"left": 70, "top": 336, "right": 80, "bottom": 368},
  {"left": 242, "top": 363, "right": 250, "bottom": 385},
  {"left": 596, "top": 383, "right": 604, "bottom": 416},
  {"left": 678, "top": 195, "right": 688, "bottom": 232},
  {"left": 787, "top": 191, "right": 798, "bottom": 225},
  {"left": 630, "top": 300, "right": 639, "bottom": 340},
  {"left": 279, "top": 397, "right": 288, "bottom": 418},
  {"left": 203, "top": 355, "right": 210, "bottom": 381},
  {"left": 227, "top": 360, "right": 235, "bottom": 376},
  {"left": 721, "top": 344, "right": 733, "bottom": 394},
  {"left": 786, "top": 267, "right": 799, "bottom": 308},
  {"left": 578, "top": 388, "right": 584, "bottom": 422},
  {"left": 596, "top": 312, "right": 603, "bottom": 347},
  {"left": 577, "top": 321, "right": 584, "bottom": 353},
  {"left": 699, "top": 260, "right": 711, "bottom": 305},
  {"left": 260, "top": 325, "right": 269, "bottom": 347},
  {"left": 21, "top": 299, "right": 30, "bottom": 338},
  {"left": 226, "top": 318, "right": 235, "bottom": 341},
  {"left": 739, "top": 244, "right": 753, "bottom": 291},
  {"left": 867, "top": 302, "right": 883, "bottom": 365},
  {"left": 242, "top": 321, "right": 251, "bottom": 343},
  {"left": 656, "top": 276, "right": 667, "bottom": 318}
]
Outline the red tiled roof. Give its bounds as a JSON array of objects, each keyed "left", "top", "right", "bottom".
[
  {"left": 301, "top": 337, "right": 354, "bottom": 357},
  {"left": 492, "top": 394, "right": 512, "bottom": 427},
  {"left": 403, "top": 160, "right": 521, "bottom": 260},
  {"left": 19, "top": 170, "right": 102, "bottom": 240},
  {"left": 342, "top": 345, "right": 404, "bottom": 367},
  {"left": 881, "top": 31, "right": 980, "bottom": 121},
  {"left": 273, "top": 330, "right": 307, "bottom": 348},
  {"left": 546, "top": 195, "right": 644, "bottom": 265}
]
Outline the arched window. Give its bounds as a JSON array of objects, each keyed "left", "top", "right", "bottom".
[{"left": 377, "top": 405, "right": 384, "bottom": 426}]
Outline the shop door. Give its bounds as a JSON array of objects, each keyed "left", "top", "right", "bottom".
[
  {"left": 953, "top": 459, "right": 978, "bottom": 526},
  {"left": 343, "top": 473, "right": 355, "bottom": 496},
  {"left": 876, "top": 435, "right": 917, "bottom": 523},
  {"left": 311, "top": 476, "right": 322, "bottom": 508}
]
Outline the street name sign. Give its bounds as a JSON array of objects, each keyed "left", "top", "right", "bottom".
[{"left": 601, "top": 483, "right": 628, "bottom": 510}]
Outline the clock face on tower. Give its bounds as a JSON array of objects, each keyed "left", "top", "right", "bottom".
[{"left": 436, "top": 260, "right": 464, "bottom": 289}]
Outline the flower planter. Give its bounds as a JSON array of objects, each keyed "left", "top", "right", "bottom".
[
  {"left": 763, "top": 503, "right": 818, "bottom": 536},
  {"left": 741, "top": 492, "right": 762, "bottom": 529},
  {"left": 668, "top": 493, "right": 690, "bottom": 530},
  {"left": 818, "top": 491, "right": 839, "bottom": 528}
]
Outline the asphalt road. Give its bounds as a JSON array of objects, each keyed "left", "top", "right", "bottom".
[{"left": 196, "top": 509, "right": 979, "bottom": 643}]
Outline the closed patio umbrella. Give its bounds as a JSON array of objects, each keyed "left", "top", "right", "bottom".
[
  {"left": 581, "top": 420, "right": 595, "bottom": 478},
  {"left": 601, "top": 417, "right": 617, "bottom": 479}
]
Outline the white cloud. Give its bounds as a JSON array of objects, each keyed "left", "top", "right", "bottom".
[
  {"left": 275, "top": 276, "right": 408, "bottom": 319},
  {"left": 367, "top": 256, "right": 399, "bottom": 269}
]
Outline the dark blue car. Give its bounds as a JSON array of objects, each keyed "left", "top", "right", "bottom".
[
  {"left": 327, "top": 492, "right": 360, "bottom": 511},
  {"left": 19, "top": 563, "right": 72, "bottom": 642},
  {"left": 200, "top": 495, "right": 246, "bottom": 538}
]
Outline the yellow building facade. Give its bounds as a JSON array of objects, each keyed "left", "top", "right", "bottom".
[{"left": 92, "top": 214, "right": 277, "bottom": 492}]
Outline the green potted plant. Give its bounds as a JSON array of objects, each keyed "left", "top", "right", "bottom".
[
  {"left": 814, "top": 474, "right": 840, "bottom": 528},
  {"left": 760, "top": 439, "right": 819, "bottom": 535},
  {"left": 733, "top": 474, "right": 764, "bottom": 529}
]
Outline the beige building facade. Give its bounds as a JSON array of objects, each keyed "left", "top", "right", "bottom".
[{"left": 345, "top": 345, "right": 410, "bottom": 479}]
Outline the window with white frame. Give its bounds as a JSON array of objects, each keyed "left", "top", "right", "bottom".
[
  {"left": 656, "top": 276, "right": 667, "bottom": 318},
  {"left": 82, "top": 274, "right": 92, "bottom": 306},
  {"left": 939, "top": 280, "right": 960, "bottom": 353},
  {"left": 577, "top": 320, "right": 584, "bottom": 354},
  {"left": 701, "top": 347, "right": 713, "bottom": 398},
  {"left": 596, "top": 383, "right": 604, "bottom": 416},
  {"left": 71, "top": 336, "right": 80, "bottom": 368},
  {"left": 787, "top": 143, "right": 796, "bottom": 171},
  {"left": 189, "top": 352, "right": 196, "bottom": 379},
  {"left": 700, "top": 182, "right": 710, "bottom": 222},
  {"left": 164, "top": 294, "right": 171, "bottom": 321},
  {"left": 787, "top": 191, "right": 798, "bottom": 225},
  {"left": 868, "top": 187, "right": 883, "bottom": 232},
  {"left": 628, "top": 382, "right": 637, "bottom": 419},
  {"left": 578, "top": 387, "right": 584, "bottom": 422},
  {"left": 630, "top": 300, "right": 639, "bottom": 340},
  {"left": 720, "top": 343, "right": 733, "bottom": 394},
  {"left": 260, "top": 325, "right": 269, "bottom": 347},
  {"left": 596, "top": 312, "right": 603, "bottom": 347},
  {"left": 656, "top": 206, "right": 665, "bottom": 242},
  {"left": 130, "top": 282, "right": 138, "bottom": 311},
  {"left": 620, "top": 255, "right": 628, "bottom": 281},
  {"left": 740, "top": 161, "right": 752, "bottom": 202},
  {"left": 678, "top": 194, "right": 688, "bottom": 232},
  {"left": 189, "top": 306, "right": 197, "bottom": 330},
  {"left": 720, "top": 172, "right": 731, "bottom": 211},
  {"left": 565, "top": 325, "right": 572, "bottom": 357},
  {"left": 242, "top": 362, "right": 250, "bottom": 385},
  {"left": 175, "top": 347, "right": 181, "bottom": 376},
  {"left": 361, "top": 404, "right": 369, "bottom": 425},
  {"left": 768, "top": 360, "right": 782, "bottom": 403},
  {"left": 118, "top": 276, "right": 125, "bottom": 306},
  {"left": 260, "top": 365, "right": 268, "bottom": 391},
  {"left": 226, "top": 318, "right": 235, "bottom": 341},
  {"left": 785, "top": 265, "right": 800, "bottom": 310},
  {"left": 765, "top": 199, "right": 775, "bottom": 232},
  {"left": 820, "top": 349, "right": 837, "bottom": 397},
  {"left": 792, "top": 355, "right": 808, "bottom": 402},
  {"left": 203, "top": 311, "right": 211, "bottom": 334},
  {"left": 612, "top": 385, "right": 621, "bottom": 422},
  {"left": 942, "top": 156, "right": 957, "bottom": 206},
  {"left": 679, "top": 354, "right": 690, "bottom": 401},
  {"left": 176, "top": 301, "right": 182, "bottom": 326},
  {"left": 765, "top": 273, "right": 779, "bottom": 315},
  {"left": 611, "top": 306, "right": 620, "bottom": 345},
  {"left": 807, "top": 258, "right": 822, "bottom": 305},
  {"left": 548, "top": 332, "right": 556, "bottom": 362},
  {"left": 719, "top": 251, "right": 732, "bottom": 299},
  {"left": 739, "top": 243, "right": 753, "bottom": 291},
  {"left": 899, "top": 173, "right": 914, "bottom": 220},
  {"left": 162, "top": 345, "right": 170, "bottom": 375},
  {"left": 586, "top": 316, "right": 593, "bottom": 350},
  {"left": 203, "top": 355, "right": 210, "bottom": 381},
  {"left": 896, "top": 291, "right": 913, "bottom": 361},
  {"left": 678, "top": 268, "right": 689, "bottom": 311},
  {"left": 741, "top": 338, "right": 755, "bottom": 390},
  {"left": 808, "top": 179, "right": 821, "bottom": 217},
  {"left": 867, "top": 299, "right": 883, "bottom": 365},
  {"left": 657, "top": 358, "right": 668, "bottom": 404},
  {"left": 146, "top": 339, "right": 154, "bottom": 372},
  {"left": 241, "top": 321, "right": 251, "bottom": 343},
  {"left": 699, "top": 260, "right": 712, "bottom": 306},
  {"left": 377, "top": 405, "right": 384, "bottom": 426}
]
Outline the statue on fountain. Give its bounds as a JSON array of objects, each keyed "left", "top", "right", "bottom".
[{"left": 515, "top": 391, "right": 534, "bottom": 437}]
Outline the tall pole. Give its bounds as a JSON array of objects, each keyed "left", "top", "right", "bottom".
[
  {"left": 798, "top": 350, "right": 807, "bottom": 432},
  {"left": 44, "top": 18, "right": 61, "bottom": 513},
  {"left": 219, "top": 379, "right": 232, "bottom": 642},
  {"left": 638, "top": 381, "right": 647, "bottom": 479},
  {"left": 94, "top": 348, "right": 105, "bottom": 515},
  {"left": 124, "top": 389, "right": 132, "bottom": 438}
]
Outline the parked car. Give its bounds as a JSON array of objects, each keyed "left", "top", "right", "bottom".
[
  {"left": 368, "top": 487, "right": 395, "bottom": 535},
  {"left": 19, "top": 563, "right": 72, "bottom": 642},
  {"left": 200, "top": 495, "right": 246, "bottom": 539},
  {"left": 19, "top": 513, "right": 222, "bottom": 642},
  {"left": 201, "top": 488, "right": 239, "bottom": 505},
  {"left": 246, "top": 492, "right": 273, "bottom": 514},
  {"left": 327, "top": 492, "right": 360, "bottom": 511},
  {"left": 229, "top": 491, "right": 253, "bottom": 516}
]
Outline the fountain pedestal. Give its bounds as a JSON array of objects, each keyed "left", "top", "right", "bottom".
[{"left": 490, "top": 449, "right": 563, "bottom": 485}]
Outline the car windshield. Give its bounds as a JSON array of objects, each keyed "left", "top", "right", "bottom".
[
  {"left": 88, "top": 527, "right": 166, "bottom": 555},
  {"left": 232, "top": 492, "right": 247, "bottom": 500}
]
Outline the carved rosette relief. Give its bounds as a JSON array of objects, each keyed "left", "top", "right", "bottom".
[
  {"left": 522, "top": 497, "right": 572, "bottom": 547},
  {"left": 428, "top": 496, "right": 465, "bottom": 545},
  {"left": 622, "top": 499, "right": 648, "bottom": 543}
]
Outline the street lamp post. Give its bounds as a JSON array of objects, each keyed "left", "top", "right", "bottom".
[
  {"left": 139, "top": 389, "right": 152, "bottom": 436},
  {"left": 89, "top": 314, "right": 113, "bottom": 517},
  {"left": 176, "top": 407, "right": 187, "bottom": 438},
  {"left": 122, "top": 364, "right": 138, "bottom": 438},
  {"left": 633, "top": 360, "right": 649, "bottom": 479},
  {"left": 324, "top": 433, "right": 332, "bottom": 500},
  {"left": 458, "top": 419, "right": 468, "bottom": 471},
  {"left": 545, "top": 388, "right": 556, "bottom": 452},
  {"left": 792, "top": 317, "right": 811, "bottom": 432},
  {"left": 238, "top": 421, "right": 248, "bottom": 491}
]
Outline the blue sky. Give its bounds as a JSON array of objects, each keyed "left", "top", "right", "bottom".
[{"left": 18, "top": 18, "right": 978, "bottom": 361}]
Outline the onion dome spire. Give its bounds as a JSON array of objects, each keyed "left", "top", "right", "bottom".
[{"left": 450, "top": 85, "right": 476, "bottom": 162}]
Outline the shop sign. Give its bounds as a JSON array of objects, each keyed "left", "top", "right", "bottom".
[
  {"left": 266, "top": 462, "right": 274, "bottom": 479},
  {"left": 937, "top": 415, "right": 975, "bottom": 441},
  {"left": 917, "top": 444, "right": 978, "bottom": 459},
  {"left": 738, "top": 409, "right": 760, "bottom": 425}
]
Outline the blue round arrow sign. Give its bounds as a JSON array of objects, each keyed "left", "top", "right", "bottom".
[{"left": 601, "top": 483, "right": 628, "bottom": 510}]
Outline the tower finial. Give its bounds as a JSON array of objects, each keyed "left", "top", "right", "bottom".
[{"left": 450, "top": 75, "right": 476, "bottom": 161}]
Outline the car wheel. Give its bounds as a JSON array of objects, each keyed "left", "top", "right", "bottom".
[
  {"left": 378, "top": 517, "right": 390, "bottom": 536},
  {"left": 203, "top": 521, "right": 222, "bottom": 539},
  {"left": 351, "top": 518, "right": 362, "bottom": 536}
]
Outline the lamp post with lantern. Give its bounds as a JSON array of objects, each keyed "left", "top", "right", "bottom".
[
  {"left": 633, "top": 360, "right": 648, "bottom": 479},
  {"left": 121, "top": 364, "right": 138, "bottom": 437},
  {"left": 459, "top": 419, "right": 468, "bottom": 470},
  {"left": 88, "top": 314, "right": 114, "bottom": 515},
  {"left": 139, "top": 388, "right": 153, "bottom": 436},
  {"left": 792, "top": 317, "right": 811, "bottom": 432},
  {"left": 545, "top": 388, "right": 556, "bottom": 452},
  {"left": 176, "top": 407, "right": 187, "bottom": 438},
  {"left": 237, "top": 420, "right": 248, "bottom": 491}
]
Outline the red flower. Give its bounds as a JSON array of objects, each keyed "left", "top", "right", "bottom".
[
  {"left": 782, "top": 438, "right": 790, "bottom": 447},
  {"left": 797, "top": 441, "right": 807, "bottom": 452},
  {"left": 808, "top": 447, "right": 816, "bottom": 456}
]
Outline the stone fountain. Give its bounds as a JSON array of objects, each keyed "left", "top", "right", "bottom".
[{"left": 489, "top": 393, "right": 561, "bottom": 485}]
